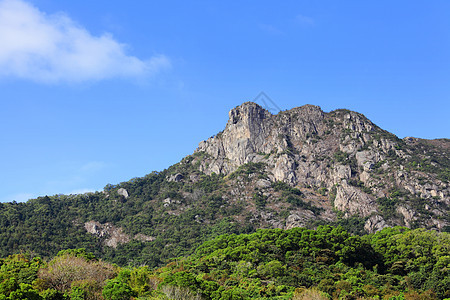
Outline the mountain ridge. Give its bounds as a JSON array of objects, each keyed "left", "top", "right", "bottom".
[
  {"left": 195, "top": 102, "right": 448, "bottom": 232},
  {"left": 0, "top": 101, "right": 448, "bottom": 267}
]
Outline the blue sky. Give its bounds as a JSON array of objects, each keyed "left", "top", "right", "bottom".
[{"left": 0, "top": 0, "right": 449, "bottom": 202}]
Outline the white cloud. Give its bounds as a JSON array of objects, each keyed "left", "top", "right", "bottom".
[{"left": 0, "top": 0, "right": 170, "bottom": 83}]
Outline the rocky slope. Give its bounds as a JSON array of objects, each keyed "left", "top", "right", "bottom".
[
  {"left": 194, "top": 102, "right": 449, "bottom": 232},
  {"left": 0, "top": 102, "right": 448, "bottom": 266}
]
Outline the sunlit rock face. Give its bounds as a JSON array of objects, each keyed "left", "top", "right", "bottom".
[{"left": 196, "top": 102, "right": 449, "bottom": 232}]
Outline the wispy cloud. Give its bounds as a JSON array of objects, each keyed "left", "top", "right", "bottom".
[
  {"left": 295, "top": 14, "right": 315, "bottom": 27},
  {"left": 0, "top": 0, "right": 170, "bottom": 83}
]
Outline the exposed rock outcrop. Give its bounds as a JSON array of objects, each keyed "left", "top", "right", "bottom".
[
  {"left": 84, "top": 221, "right": 154, "bottom": 248},
  {"left": 117, "top": 188, "right": 129, "bottom": 199},
  {"left": 167, "top": 173, "right": 184, "bottom": 182},
  {"left": 193, "top": 102, "right": 449, "bottom": 232}
]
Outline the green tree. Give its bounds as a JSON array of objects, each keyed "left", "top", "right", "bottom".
[{"left": 102, "top": 279, "right": 135, "bottom": 300}]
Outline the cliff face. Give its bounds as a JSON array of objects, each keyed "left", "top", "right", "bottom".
[{"left": 196, "top": 102, "right": 449, "bottom": 232}]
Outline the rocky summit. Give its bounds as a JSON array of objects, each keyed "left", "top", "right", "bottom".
[
  {"left": 0, "top": 102, "right": 448, "bottom": 266},
  {"left": 196, "top": 102, "right": 449, "bottom": 232}
]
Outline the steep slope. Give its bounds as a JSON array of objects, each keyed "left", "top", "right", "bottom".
[
  {"left": 0, "top": 102, "right": 448, "bottom": 267},
  {"left": 197, "top": 102, "right": 449, "bottom": 232}
]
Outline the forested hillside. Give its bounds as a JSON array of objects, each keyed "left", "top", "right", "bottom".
[
  {"left": 0, "top": 226, "right": 448, "bottom": 299},
  {"left": 0, "top": 103, "right": 449, "bottom": 270},
  {"left": 0, "top": 164, "right": 255, "bottom": 267}
]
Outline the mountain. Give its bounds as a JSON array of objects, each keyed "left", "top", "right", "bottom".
[
  {"left": 196, "top": 102, "right": 449, "bottom": 232},
  {"left": 0, "top": 102, "right": 448, "bottom": 267}
]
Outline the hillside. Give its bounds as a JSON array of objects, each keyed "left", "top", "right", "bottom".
[
  {"left": 1, "top": 226, "right": 449, "bottom": 299},
  {"left": 0, "top": 102, "right": 448, "bottom": 267}
]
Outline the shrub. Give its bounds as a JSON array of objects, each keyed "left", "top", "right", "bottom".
[
  {"left": 293, "top": 287, "right": 330, "bottom": 300},
  {"left": 38, "top": 255, "right": 115, "bottom": 294}
]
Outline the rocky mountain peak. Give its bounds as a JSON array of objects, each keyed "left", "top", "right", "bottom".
[
  {"left": 227, "top": 101, "right": 271, "bottom": 126},
  {"left": 197, "top": 102, "right": 327, "bottom": 174},
  {"left": 195, "top": 102, "right": 449, "bottom": 232}
]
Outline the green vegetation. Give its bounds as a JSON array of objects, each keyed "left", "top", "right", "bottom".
[
  {"left": 271, "top": 181, "right": 302, "bottom": 196},
  {"left": 271, "top": 181, "right": 323, "bottom": 215},
  {"left": 0, "top": 156, "right": 255, "bottom": 268},
  {"left": 0, "top": 226, "right": 448, "bottom": 299},
  {"left": 333, "top": 151, "right": 349, "bottom": 164},
  {"left": 348, "top": 180, "right": 372, "bottom": 195},
  {"left": 228, "top": 162, "right": 267, "bottom": 180},
  {"left": 252, "top": 192, "right": 267, "bottom": 209},
  {"left": 373, "top": 187, "right": 448, "bottom": 227},
  {"left": 405, "top": 141, "right": 450, "bottom": 183}
]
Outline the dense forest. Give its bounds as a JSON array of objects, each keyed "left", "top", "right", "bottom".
[
  {"left": 0, "top": 226, "right": 448, "bottom": 299},
  {"left": 0, "top": 153, "right": 383, "bottom": 268}
]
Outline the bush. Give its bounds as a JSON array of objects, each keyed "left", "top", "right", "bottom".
[
  {"left": 38, "top": 255, "right": 115, "bottom": 294},
  {"left": 102, "top": 279, "right": 135, "bottom": 300},
  {"left": 293, "top": 287, "right": 330, "bottom": 300}
]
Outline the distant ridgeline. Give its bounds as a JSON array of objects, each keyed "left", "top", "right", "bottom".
[
  {"left": 0, "top": 226, "right": 448, "bottom": 299},
  {"left": 0, "top": 103, "right": 449, "bottom": 293}
]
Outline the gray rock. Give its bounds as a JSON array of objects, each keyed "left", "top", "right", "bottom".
[
  {"left": 192, "top": 102, "right": 449, "bottom": 232},
  {"left": 256, "top": 179, "right": 271, "bottom": 188},
  {"left": 364, "top": 215, "right": 388, "bottom": 232},
  {"left": 84, "top": 221, "right": 131, "bottom": 248},
  {"left": 396, "top": 205, "right": 416, "bottom": 227},
  {"left": 117, "top": 188, "right": 129, "bottom": 199},
  {"left": 163, "top": 198, "right": 172, "bottom": 207},
  {"left": 189, "top": 174, "right": 200, "bottom": 182},
  {"left": 285, "top": 211, "right": 316, "bottom": 229},
  {"left": 168, "top": 173, "right": 184, "bottom": 182},
  {"left": 334, "top": 183, "right": 377, "bottom": 217}
]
